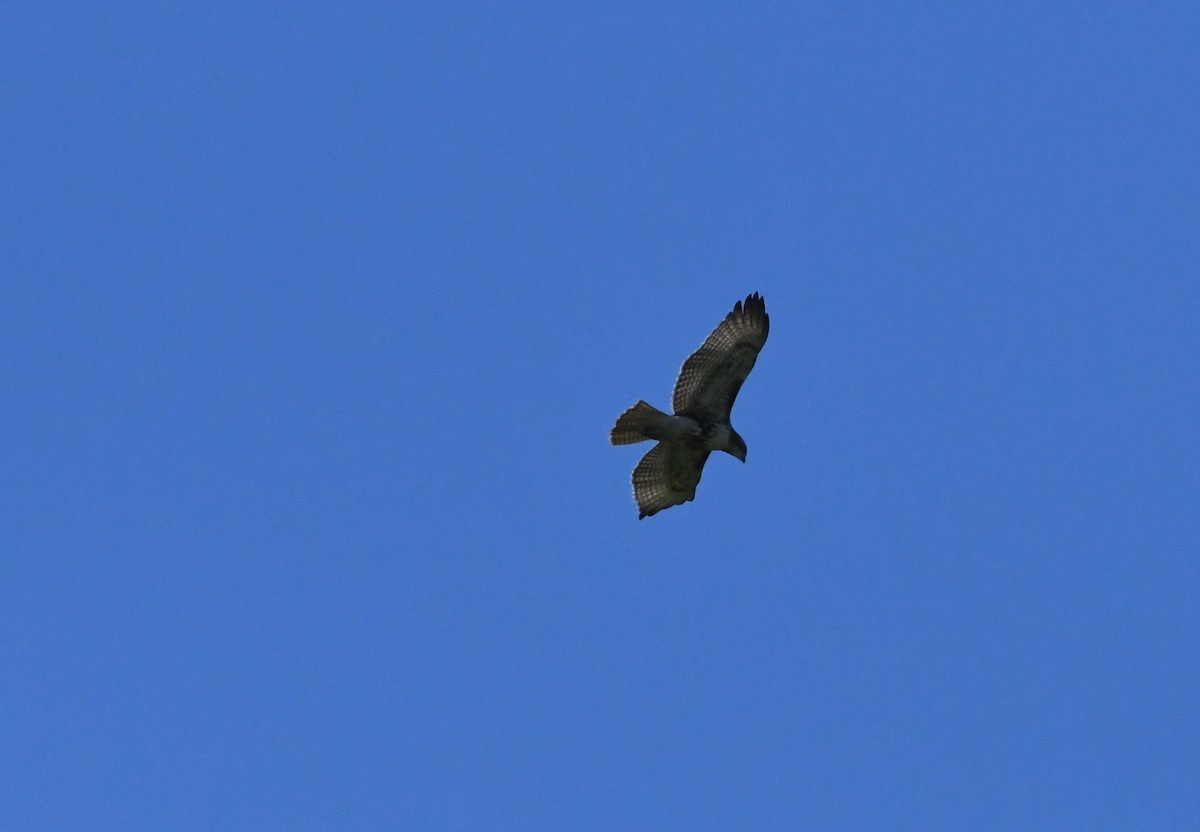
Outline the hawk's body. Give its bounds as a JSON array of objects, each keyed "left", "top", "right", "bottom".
[{"left": 611, "top": 293, "right": 769, "bottom": 518}]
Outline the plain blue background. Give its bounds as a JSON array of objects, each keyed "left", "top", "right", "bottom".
[{"left": 4, "top": 2, "right": 1198, "bottom": 829}]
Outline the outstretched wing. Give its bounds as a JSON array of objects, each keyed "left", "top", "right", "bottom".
[
  {"left": 671, "top": 292, "right": 769, "bottom": 418},
  {"left": 631, "top": 442, "right": 712, "bottom": 519}
]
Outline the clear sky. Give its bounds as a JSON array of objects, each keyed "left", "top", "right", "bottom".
[{"left": 4, "top": 2, "right": 1199, "bottom": 829}]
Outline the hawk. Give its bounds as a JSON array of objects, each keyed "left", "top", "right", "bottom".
[{"left": 610, "top": 292, "right": 769, "bottom": 518}]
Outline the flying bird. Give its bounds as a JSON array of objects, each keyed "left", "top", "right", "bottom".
[{"left": 610, "top": 292, "right": 769, "bottom": 518}]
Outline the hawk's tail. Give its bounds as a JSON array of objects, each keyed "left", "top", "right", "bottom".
[{"left": 610, "top": 400, "right": 673, "bottom": 445}]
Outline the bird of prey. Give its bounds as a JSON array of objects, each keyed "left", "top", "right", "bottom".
[{"left": 610, "top": 292, "right": 769, "bottom": 518}]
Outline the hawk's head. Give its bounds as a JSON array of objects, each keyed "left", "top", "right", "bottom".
[{"left": 726, "top": 430, "right": 747, "bottom": 463}]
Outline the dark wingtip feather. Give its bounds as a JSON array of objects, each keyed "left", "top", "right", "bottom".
[
  {"left": 738, "top": 292, "right": 765, "bottom": 311},
  {"left": 741, "top": 291, "right": 768, "bottom": 337}
]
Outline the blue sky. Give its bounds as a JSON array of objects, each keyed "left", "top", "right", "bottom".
[{"left": 4, "top": 2, "right": 1199, "bottom": 829}]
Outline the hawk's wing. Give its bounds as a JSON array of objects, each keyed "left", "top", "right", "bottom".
[
  {"left": 671, "top": 292, "right": 769, "bottom": 419},
  {"left": 631, "top": 442, "right": 712, "bottom": 519}
]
